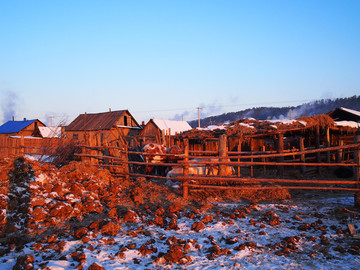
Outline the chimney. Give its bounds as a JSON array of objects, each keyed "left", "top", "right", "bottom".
[
  {"left": 12, "top": 116, "right": 14, "bottom": 121},
  {"left": 24, "top": 118, "right": 26, "bottom": 121},
  {"left": 109, "top": 108, "right": 111, "bottom": 112}
]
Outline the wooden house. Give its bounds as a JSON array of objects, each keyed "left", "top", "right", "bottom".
[
  {"left": 0, "top": 119, "right": 45, "bottom": 138},
  {"left": 65, "top": 110, "right": 141, "bottom": 145},
  {"left": 138, "top": 118, "right": 192, "bottom": 145},
  {"left": 328, "top": 107, "right": 360, "bottom": 145}
]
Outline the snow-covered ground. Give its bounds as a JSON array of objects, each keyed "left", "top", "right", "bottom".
[{"left": 1, "top": 195, "right": 360, "bottom": 269}]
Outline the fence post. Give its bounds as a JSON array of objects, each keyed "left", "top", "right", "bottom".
[
  {"left": 237, "top": 137, "right": 242, "bottom": 177},
  {"left": 219, "top": 134, "right": 227, "bottom": 176},
  {"left": 315, "top": 126, "right": 321, "bottom": 175},
  {"left": 168, "top": 128, "right": 171, "bottom": 146},
  {"left": 299, "top": 137, "right": 306, "bottom": 174},
  {"left": 337, "top": 139, "right": 343, "bottom": 163},
  {"left": 262, "top": 145, "right": 266, "bottom": 176},
  {"left": 20, "top": 135, "right": 25, "bottom": 155},
  {"left": 162, "top": 130, "right": 166, "bottom": 146},
  {"left": 250, "top": 138, "right": 254, "bottom": 177},
  {"left": 183, "top": 139, "right": 189, "bottom": 199},
  {"left": 277, "top": 133, "right": 284, "bottom": 177},
  {"left": 354, "top": 135, "right": 360, "bottom": 208},
  {"left": 88, "top": 133, "right": 95, "bottom": 165},
  {"left": 326, "top": 127, "right": 331, "bottom": 163}
]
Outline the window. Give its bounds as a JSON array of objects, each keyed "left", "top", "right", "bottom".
[
  {"left": 73, "top": 133, "right": 78, "bottom": 140},
  {"left": 124, "top": 116, "right": 128, "bottom": 126}
]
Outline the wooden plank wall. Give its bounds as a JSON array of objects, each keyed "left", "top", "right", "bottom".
[{"left": 0, "top": 137, "right": 61, "bottom": 157}]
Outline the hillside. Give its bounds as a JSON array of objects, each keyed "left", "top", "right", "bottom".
[{"left": 189, "top": 95, "right": 360, "bottom": 128}]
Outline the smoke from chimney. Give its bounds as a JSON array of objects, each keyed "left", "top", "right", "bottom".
[
  {"left": 1, "top": 90, "right": 18, "bottom": 123},
  {"left": 171, "top": 100, "right": 224, "bottom": 122}
]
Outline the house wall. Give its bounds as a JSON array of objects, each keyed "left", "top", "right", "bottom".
[
  {"left": 65, "top": 111, "right": 141, "bottom": 144},
  {"left": 139, "top": 121, "right": 161, "bottom": 137},
  {"left": 137, "top": 121, "right": 161, "bottom": 145},
  {"left": 114, "top": 111, "right": 139, "bottom": 127},
  {"left": 66, "top": 127, "right": 141, "bottom": 145}
]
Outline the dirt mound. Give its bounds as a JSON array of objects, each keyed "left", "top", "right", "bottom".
[{"left": 0, "top": 157, "right": 189, "bottom": 241}]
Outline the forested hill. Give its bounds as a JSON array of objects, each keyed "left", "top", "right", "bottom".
[{"left": 188, "top": 95, "right": 360, "bottom": 128}]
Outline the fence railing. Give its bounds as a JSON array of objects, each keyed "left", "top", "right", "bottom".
[
  {"left": 0, "top": 136, "right": 61, "bottom": 158},
  {"left": 3, "top": 134, "right": 359, "bottom": 205},
  {"left": 77, "top": 134, "right": 360, "bottom": 206}
]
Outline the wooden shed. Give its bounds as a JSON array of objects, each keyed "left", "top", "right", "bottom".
[
  {"left": 0, "top": 119, "right": 45, "bottom": 138},
  {"left": 65, "top": 110, "right": 141, "bottom": 145},
  {"left": 328, "top": 107, "right": 360, "bottom": 122},
  {"left": 138, "top": 118, "right": 192, "bottom": 145}
]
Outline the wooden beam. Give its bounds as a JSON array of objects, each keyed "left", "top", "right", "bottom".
[
  {"left": 183, "top": 139, "right": 189, "bottom": 199},
  {"left": 354, "top": 135, "right": 360, "bottom": 208}
]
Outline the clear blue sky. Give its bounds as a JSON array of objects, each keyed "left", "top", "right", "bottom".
[{"left": 1, "top": 0, "right": 359, "bottom": 125}]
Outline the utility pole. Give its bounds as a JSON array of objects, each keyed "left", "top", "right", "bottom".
[{"left": 197, "top": 107, "right": 201, "bottom": 128}]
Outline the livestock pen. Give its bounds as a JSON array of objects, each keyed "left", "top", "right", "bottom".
[{"left": 78, "top": 134, "right": 360, "bottom": 207}]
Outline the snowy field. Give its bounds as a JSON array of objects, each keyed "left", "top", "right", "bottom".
[{"left": 1, "top": 195, "right": 360, "bottom": 269}]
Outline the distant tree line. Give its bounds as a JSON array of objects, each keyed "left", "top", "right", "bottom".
[{"left": 188, "top": 95, "right": 360, "bottom": 128}]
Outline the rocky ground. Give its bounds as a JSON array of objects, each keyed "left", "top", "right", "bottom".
[{"left": 0, "top": 157, "right": 360, "bottom": 269}]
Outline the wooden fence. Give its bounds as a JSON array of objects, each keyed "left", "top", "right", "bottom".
[
  {"left": 78, "top": 134, "right": 360, "bottom": 206},
  {"left": 0, "top": 136, "right": 61, "bottom": 158}
]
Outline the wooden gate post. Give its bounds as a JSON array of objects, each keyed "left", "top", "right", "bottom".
[
  {"left": 237, "top": 137, "right": 242, "bottom": 177},
  {"left": 354, "top": 135, "right": 360, "bottom": 208},
  {"left": 315, "top": 125, "right": 321, "bottom": 175},
  {"left": 326, "top": 127, "right": 331, "bottom": 163},
  {"left": 299, "top": 137, "right": 306, "bottom": 174},
  {"left": 261, "top": 145, "right": 266, "bottom": 176},
  {"left": 161, "top": 130, "right": 166, "bottom": 146},
  {"left": 183, "top": 139, "right": 189, "bottom": 199},
  {"left": 277, "top": 133, "right": 284, "bottom": 177},
  {"left": 337, "top": 139, "right": 344, "bottom": 163},
  {"left": 219, "top": 134, "right": 227, "bottom": 176},
  {"left": 250, "top": 138, "right": 254, "bottom": 177}
]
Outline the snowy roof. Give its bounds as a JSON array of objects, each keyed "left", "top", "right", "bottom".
[
  {"left": 0, "top": 119, "right": 37, "bottom": 134},
  {"left": 152, "top": 119, "right": 192, "bottom": 135},
  {"left": 269, "top": 119, "right": 307, "bottom": 126},
  {"left": 199, "top": 119, "right": 306, "bottom": 132},
  {"left": 340, "top": 107, "right": 360, "bottom": 117},
  {"left": 198, "top": 124, "right": 228, "bottom": 131},
  {"left": 328, "top": 107, "right": 360, "bottom": 122},
  {"left": 39, "top": 126, "right": 62, "bottom": 138},
  {"left": 335, "top": 121, "right": 360, "bottom": 128}
]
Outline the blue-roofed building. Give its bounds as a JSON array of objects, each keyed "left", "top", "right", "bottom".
[{"left": 0, "top": 119, "right": 45, "bottom": 138}]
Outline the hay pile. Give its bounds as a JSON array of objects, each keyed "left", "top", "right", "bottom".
[
  {"left": 297, "top": 114, "right": 335, "bottom": 128},
  {"left": 191, "top": 186, "right": 291, "bottom": 203},
  {"left": 181, "top": 128, "right": 216, "bottom": 139},
  {"left": 182, "top": 116, "right": 329, "bottom": 141}
]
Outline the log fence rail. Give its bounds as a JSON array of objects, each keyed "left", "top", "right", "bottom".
[
  {"left": 78, "top": 135, "right": 360, "bottom": 206},
  {"left": 1, "top": 134, "right": 359, "bottom": 206}
]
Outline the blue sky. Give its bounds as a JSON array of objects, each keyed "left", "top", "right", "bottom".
[{"left": 1, "top": 0, "right": 359, "bottom": 125}]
